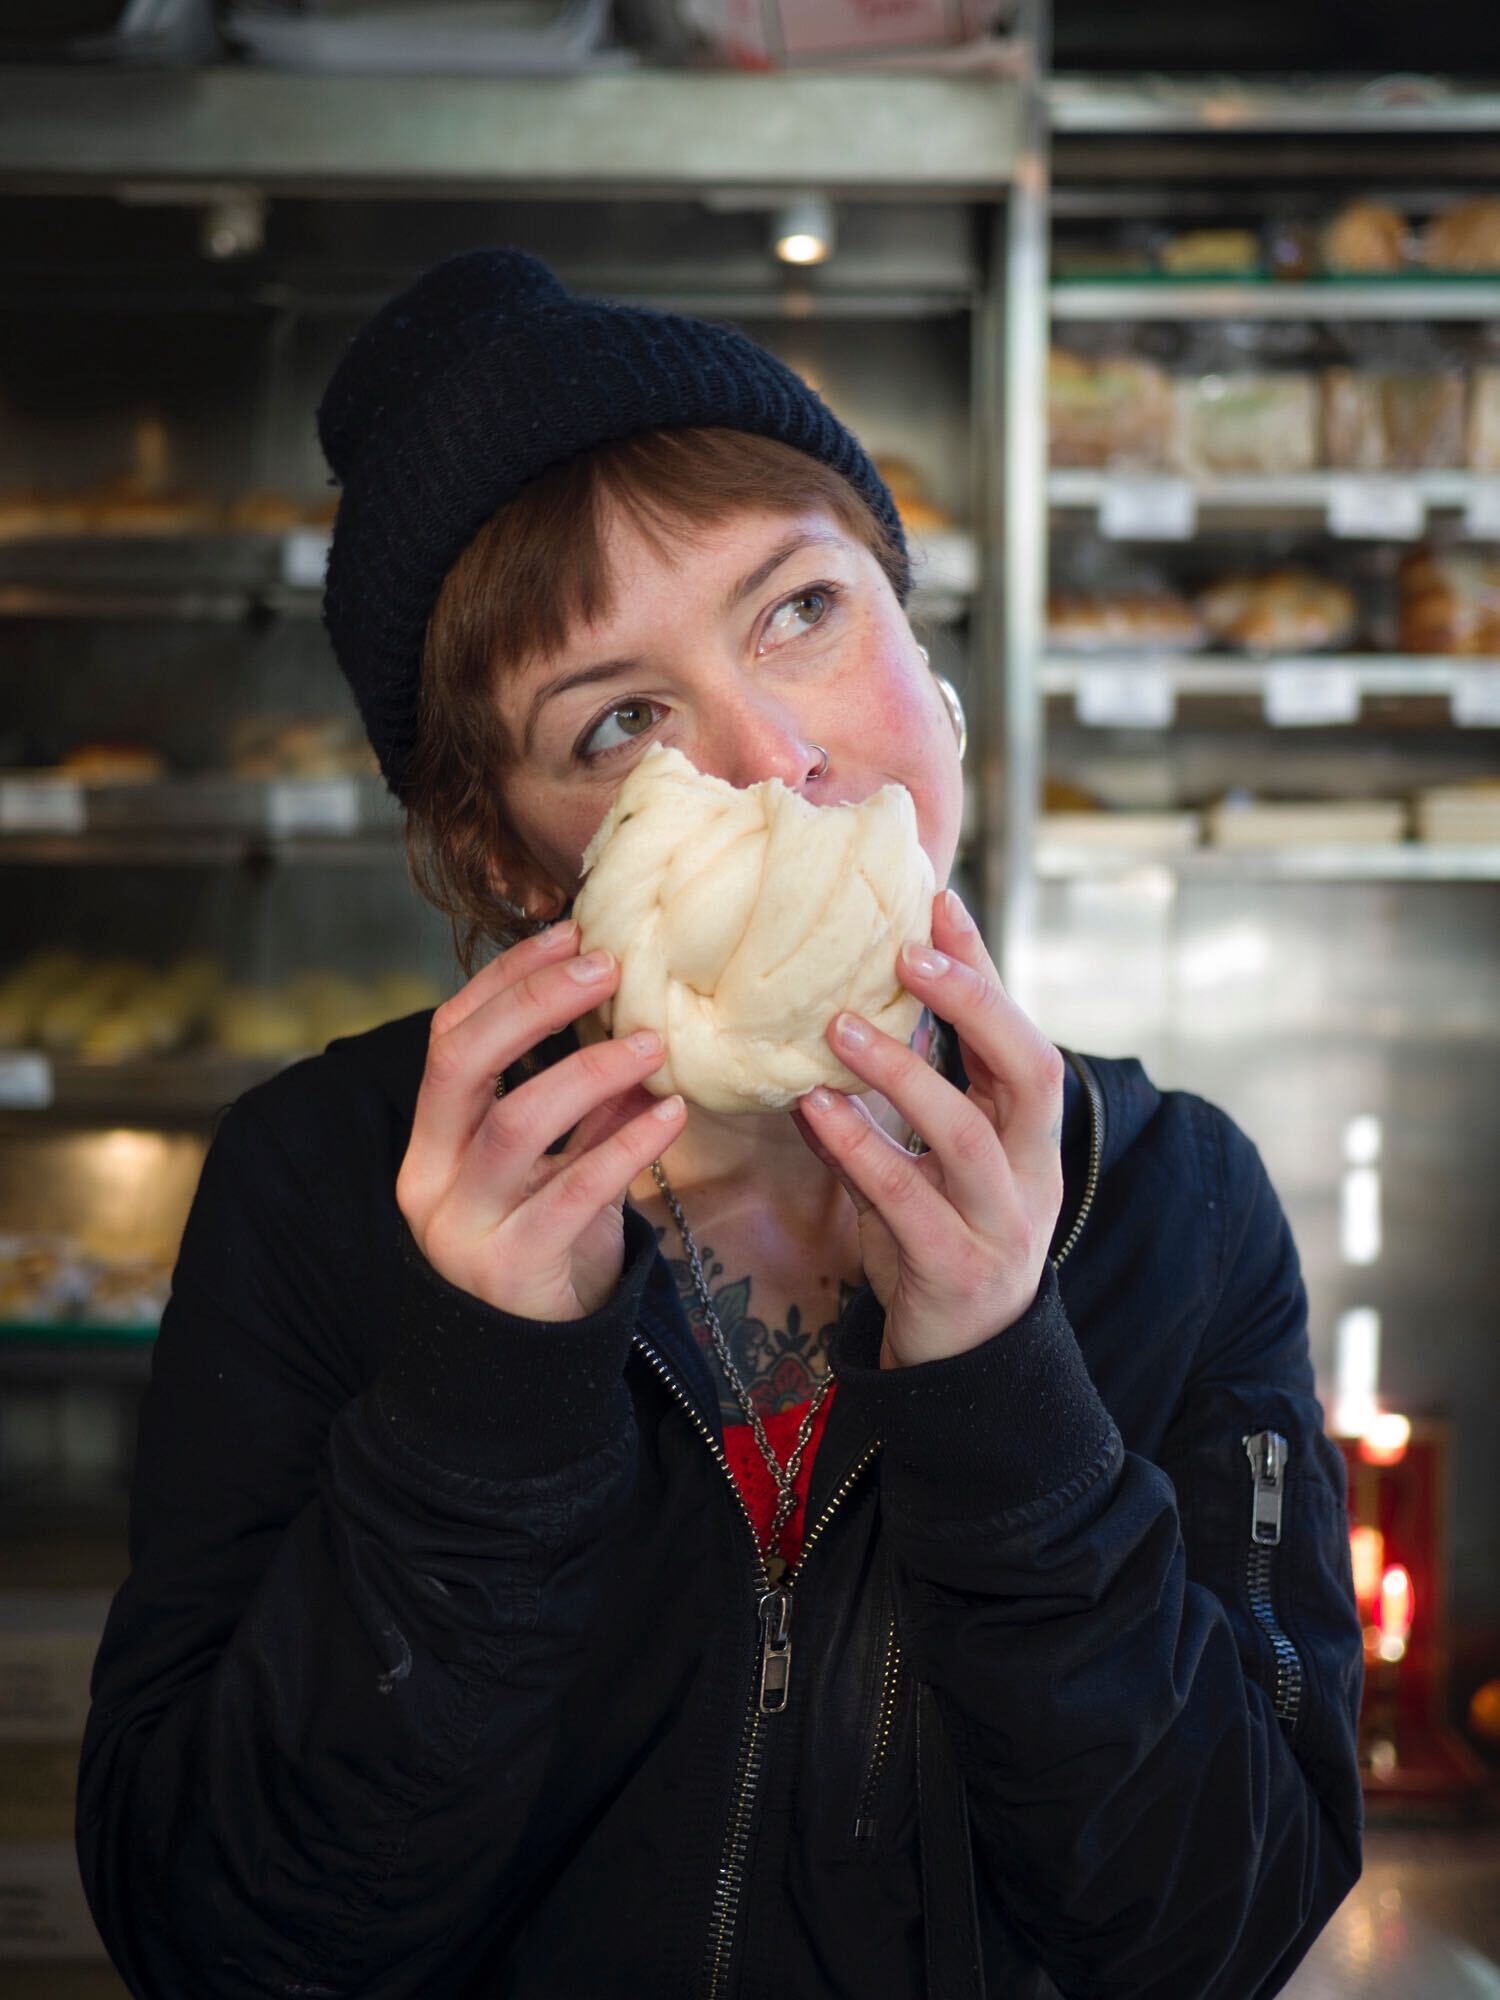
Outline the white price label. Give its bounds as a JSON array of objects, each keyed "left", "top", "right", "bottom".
[
  {"left": 1264, "top": 666, "right": 1362, "bottom": 727},
  {"left": 267, "top": 778, "right": 360, "bottom": 837},
  {"left": 1451, "top": 668, "right": 1500, "bottom": 727},
  {"left": 1075, "top": 668, "right": 1177, "bottom": 730},
  {"left": 1327, "top": 478, "right": 1425, "bottom": 540},
  {"left": 1462, "top": 481, "right": 1500, "bottom": 539},
  {"left": 281, "top": 530, "right": 330, "bottom": 589},
  {"left": 1099, "top": 477, "right": 1197, "bottom": 542},
  {"left": 0, "top": 1053, "right": 52, "bottom": 1109},
  {"left": 0, "top": 780, "right": 85, "bottom": 835}
]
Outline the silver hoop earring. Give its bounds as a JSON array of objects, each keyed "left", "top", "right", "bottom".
[
  {"left": 809, "top": 743, "right": 830, "bottom": 780},
  {"left": 931, "top": 672, "right": 967, "bottom": 760}
]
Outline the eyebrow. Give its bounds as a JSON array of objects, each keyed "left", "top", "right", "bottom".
[{"left": 521, "top": 528, "right": 851, "bottom": 756}]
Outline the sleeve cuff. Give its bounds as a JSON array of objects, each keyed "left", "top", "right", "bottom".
[
  {"left": 373, "top": 1203, "right": 659, "bottom": 1479},
  {"left": 830, "top": 1260, "right": 1121, "bottom": 1528}
]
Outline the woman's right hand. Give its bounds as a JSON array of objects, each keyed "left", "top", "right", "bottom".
[{"left": 396, "top": 921, "right": 685, "bottom": 1322}]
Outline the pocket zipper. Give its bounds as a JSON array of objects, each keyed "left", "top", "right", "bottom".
[
  {"left": 1243, "top": 1429, "right": 1305, "bottom": 1733},
  {"left": 853, "top": 1606, "right": 904, "bottom": 1844}
]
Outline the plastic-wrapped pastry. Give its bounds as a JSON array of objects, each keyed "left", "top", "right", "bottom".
[
  {"left": 1423, "top": 198, "right": 1500, "bottom": 273},
  {"left": 1048, "top": 349, "right": 1173, "bottom": 469},
  {"left": 56, "top": 743, "right": 166, "bottom": 784},
  {"left": 1398, "top": 548, "right": 1500, "bottom": 655},
  {"left": 1468, "top": 370, "right": 1500, "bottom": 472},
  {"left": 1321, "top": 202, "right": 1408, "bottom": 274},
  {"left": 1159, "top": 229, "right": 1261, "bottom": 275},
  {"left": 570, "top": 743, "right": 934, "bottom": 1116},
  {"left": 1197, "top": 569, "right": 1358, "bottom": 654},
  {"left": 1323, "top": 369, "right": 1468, "bottom": 471},
  {"left": 1170, "top": 374, "right": 1319, "bottom": 477},
  {"left": 871, "top": 456, "right": 953, "bottom": 534},
  {"left": 1047, "top": 591, "right": 1205, "bottom": 654},
  {"left": 37, "top": 961, "right": 155, "bottom": 1052},
  {"left": 210, "top": 986, "right": 315, "bottom": 1058}
]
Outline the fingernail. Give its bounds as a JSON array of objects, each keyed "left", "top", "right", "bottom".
[
  {"left": 568, "top": 949, "right": 615, "bottom": 982},
  {"left": 804, "top": 1086, "right": 837, "bottom": 1112},
  {"left": 902, "top": 944, "right": 949, "bottom": 978},
  {"left": 627, "top": 1029, "right": 662, "bottom": 1056},
  {"left": 543, "top": 919, "right": 579, "bottom": 945},
  {"left": 834, "top": 1012, "right": 871, "bottom": 1047},
  {"left": 652, "top": 1093, "right": 684, "bottom": 1121},
  {"left": 943, "top": 889, "right": 974, "bottom": 931}
]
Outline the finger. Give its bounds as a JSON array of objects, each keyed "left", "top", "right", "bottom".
[
  {"left": 410, "top": 945, "right": 617, "bottom": 1182},
  {"left": 898, "top": 893, "right": 1064, "bottom": 1179},
  {"left": 790, "top": 1101, "right": 874, "bottom": 1218},
  {"left": 824, "top": 1009, "right": 1013, "bottom": 1233},
  {"left": 434, "top": 919, "right": 579, "bottom": 1034},
  {"left": 513, "top": 1093, "right": 686, "bottom": 1259},
  {"left": 442, "top": 1029, "right": 664, "bottom": 1236},
  {"left": 798, "top": 1085, "right": 956, "bottom": 1266}
]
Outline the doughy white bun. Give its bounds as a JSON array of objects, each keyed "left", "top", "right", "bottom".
[{"left": 570, "top": 743, "right": 934, "bottom": 1114}]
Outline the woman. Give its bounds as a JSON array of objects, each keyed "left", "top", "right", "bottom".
[{"left": 77, "top": 250, "right": 1364, "bottom": 2000}]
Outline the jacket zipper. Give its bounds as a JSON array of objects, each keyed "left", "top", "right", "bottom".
[
  {"left": 629, "top": 1321, "right": 880, "bottom": 2000},
  {"left": 850, "top": 1048, "right": 1106, "bottom": 1840},
  {"left": 1243, "top": 1430, "right": 1304, "bottom": 1732}
]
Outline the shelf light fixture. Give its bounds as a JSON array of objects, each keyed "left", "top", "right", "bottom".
[{"left": 772, "top": 195, "right": 835, "bottom": 267}]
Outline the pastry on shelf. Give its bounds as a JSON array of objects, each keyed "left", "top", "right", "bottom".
[
  {"left": 0, "top": 492, "right": 95, "bottom": 539},
  {"left": 0, "top": 949, "right": 88, "bottom": 1046},
  {"left": 35, "top": 960, "right": 155, "bottom": 1053},
  {"left": 1048, "top": 349, "right": 1173, "bottom": 469},
  {"left": 1042, "top": 776, "right": 1104, "bottom": 812},
  {"left": 1397, "top": 548, "right": 1500, "bottom": 655},
  {"left": 1323, "top": 369, "right": 1468, "bottom": 472},
  {"left": 1196, "top": 569, "right": 1358, "bottom": 655},
  {"left": 222, "top": 490, "right": 310, "bottom": 533},
  {"left": 1413, "top": 779, "right": 1500, "bottom": 844},
  {"left": 870, "top": 456, "right": 952, "bottom": 535},
  {"left": 373, "top": 970, "right": 448, "bottom": 1016},
  {"left": 1423, "top": 198, "right": 1500, "bottom": 273},
  {"left": 1047, "top": 590, "right": 1206, "bottom": 654},
  {"left": 228, "top": 712, "right": 379, "bottom": 780},
  {"left": 1206, "top": 793, "right": 1409, "bottom": 847},
  {"left": 1468, "top": 370, "right": 1500, "bottom": 472},
  {"left": 55, "top": 742, "right": 166, "bottom": 784},
  {"left": 1170, "top": 373, "right": 1320, "bottom": 477},
  {"left": 1320, "top": 202, "right": 1409, "bottom": 274},
  {"left": 1158, "top": 229, "right": 1262, "bottom": 276},
  {"left": 210, "top": 985, "right": 316, "bottom": 1059},
  {"left": 84, "top": 478, "right": 219, "bottom": 536},
  {"left": 78, "top": 957, "right": 225, "bottom": 1061}
]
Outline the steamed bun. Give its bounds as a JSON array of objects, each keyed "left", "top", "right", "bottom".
[{"left": 570, "top": 744, "right": 935, "bottom": 1114}]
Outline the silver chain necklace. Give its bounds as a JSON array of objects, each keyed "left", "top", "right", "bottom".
[{"left": 649, "top": 1009, "right": 945, "bottom": 1582}]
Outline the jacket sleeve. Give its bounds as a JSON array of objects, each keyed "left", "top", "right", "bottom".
[
  {"left": 831, "top": 1101, "right": 1365, "bottom": 2000},
  {"left": 76, "top": 1085, "right": 657, "bottom": 2000}
]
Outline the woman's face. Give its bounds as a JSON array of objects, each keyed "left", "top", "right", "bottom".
[{"left": 492, "top": 497, "right": 963, "bottom": 913}]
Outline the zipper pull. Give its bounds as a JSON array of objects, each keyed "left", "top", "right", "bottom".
[
  {"left": 1243, "top": 1430, "right": 1288, "bottom": 1546},
  {"left": 757, "top": 1587, "right": 793, "bottom": 1714}
]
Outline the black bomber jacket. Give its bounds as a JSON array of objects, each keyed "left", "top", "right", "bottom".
[{"left": 77, "top": 1006, "right": 1364, "bottom": 1998}]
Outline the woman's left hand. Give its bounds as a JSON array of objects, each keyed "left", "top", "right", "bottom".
[{"left": 791, "top": 888, "right": 1067, "bottom": 1370}]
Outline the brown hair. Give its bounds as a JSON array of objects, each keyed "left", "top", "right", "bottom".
[{"left": 402, "top": 426, "right": 908, "bottom": 978}]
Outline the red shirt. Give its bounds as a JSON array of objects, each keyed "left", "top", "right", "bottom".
[{"left": 721, "top": 1381, "right": 839, "bottom": 1573}]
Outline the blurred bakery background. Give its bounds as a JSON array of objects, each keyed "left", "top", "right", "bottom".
[{"left": 2, "top": 2, "right": 1500, "bottom": 1993}]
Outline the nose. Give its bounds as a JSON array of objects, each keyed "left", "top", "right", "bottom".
[{"left": 694, "top": 695, "right": 828, "bottom": 798}]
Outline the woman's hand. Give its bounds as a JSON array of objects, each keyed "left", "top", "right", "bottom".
[
  {"left": 396, "top": 921, "right": 685, "bottom": 1322},
  {"left": 791, "top": 888, "right": 1066, "bottom": 1370}
]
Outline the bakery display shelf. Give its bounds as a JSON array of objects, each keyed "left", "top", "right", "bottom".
[
  {"left": 0, "top": 1049, "right": 289, "bottom": 1122},
  {"left": 1047, "top": 75, "right": 1500, "bottom": 136},
  {"left": 0, "top": 66, "right": 1021, "bottom": 197},
  {"left": 1034, "top": 842, "right": 1500, "bottom": 883},
  {"left": 0, "top": 1318, "right": 155, "bottom": 1346},
  {"left": 1042, "top": 655, "right": 1500, "bottom": 715},
  {"left": 1048, "top": 471, "right": 1500, "bottom": 517},
  {"left": 1050, "top": 278, "right": 1500, "bottom": 322},
  {"left": 0, "top": 831, "right": 403, "bottom": 867}
]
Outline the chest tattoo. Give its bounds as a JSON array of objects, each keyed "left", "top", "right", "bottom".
[{"left": 646, "top": 1223, "right": 863, "bottom": 1425}]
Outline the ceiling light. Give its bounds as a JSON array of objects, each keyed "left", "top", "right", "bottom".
[{"left": 772, "top": 195, "right": 835, "bottom": 267}]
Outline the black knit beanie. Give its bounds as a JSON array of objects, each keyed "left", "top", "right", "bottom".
[{"left": 316, "top": 247, "right": 910, "bottom": 803}]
